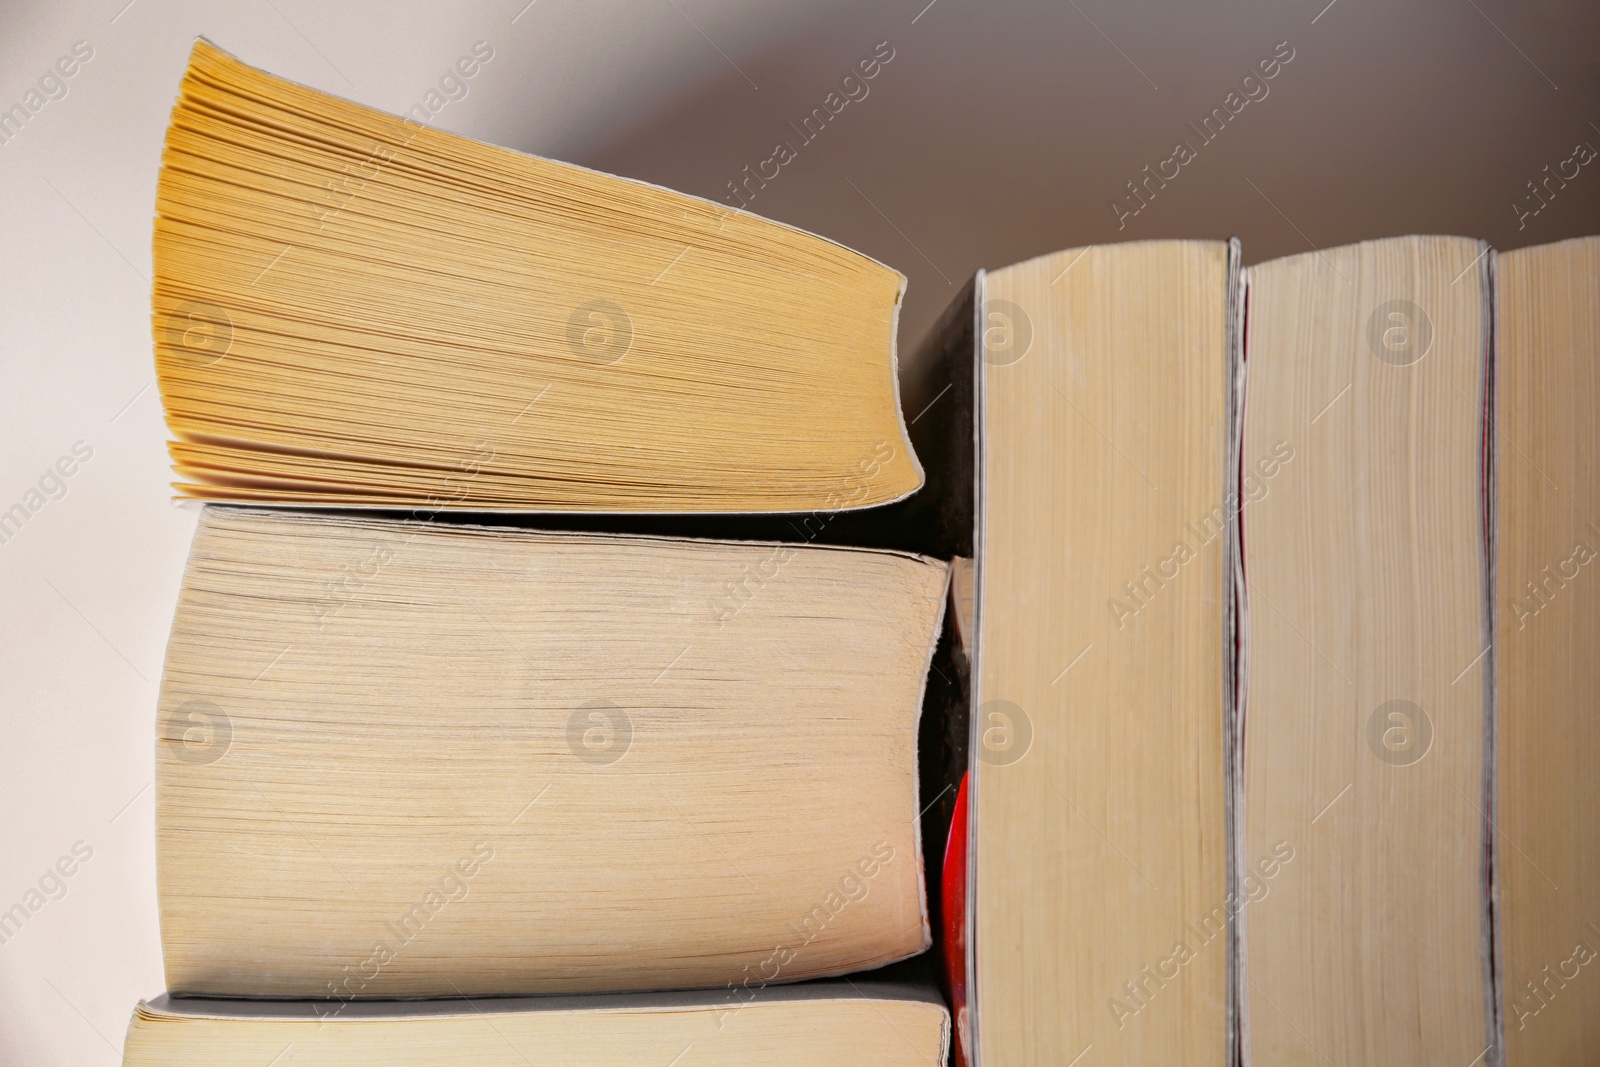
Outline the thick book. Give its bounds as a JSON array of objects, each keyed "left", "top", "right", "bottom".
[
  {"left": 1238, "top": 235, "right": 1495, "bottom": 1066},
  {"left": 155, "top": 507, "right": 947, "bottom": 997},
  {"left": 912, "top": 240, "right": 1241, "bottom": 1066},
  {"left": 153, "top": 41, "right": 921, "bottom": 512},
  {"left": 121, "top": 985, "right": 950, "bottom": 1065},
  {"left": 1494, "top": 235, "right": 1600, "bottom": 1066}
]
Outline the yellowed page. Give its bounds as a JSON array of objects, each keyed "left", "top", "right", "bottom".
[{"left": 153, "top": 41, "right": 918, "bottom": 511}]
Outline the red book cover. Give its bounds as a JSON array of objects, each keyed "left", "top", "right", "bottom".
[{"left": 941, "top": 772, "right": 970, "bottom": 1067}]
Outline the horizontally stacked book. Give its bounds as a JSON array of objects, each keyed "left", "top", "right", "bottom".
[
  {"left": 136, "top": 40, "right": 951, "bottom": 1067},
  {"left": 127, "top": 38, "right": 1600, "bottom": 1067}
]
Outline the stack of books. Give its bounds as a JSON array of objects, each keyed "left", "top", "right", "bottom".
[
  {"left": 124, "top": 39, "right": 1599, "bottom": 1067},
  {"left": 132, "top": 40, "right": 951, "bottom": 1067}
]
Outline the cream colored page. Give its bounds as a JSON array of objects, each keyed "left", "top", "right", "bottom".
[
  {"left": 1496, "top": 236, "right": 1600, "bottom": 1067},
  {"left": 1243, "top": 236, "right": 1488, "bottom": 1066},
  {"left": 977, "top": 241, "right": 1230, "bottom": 1067},
  {"left": 122, "top": 996, "right": 950, "bottom": 1066},
  {"left": 157, "top": 508, "right": 945, "bottom": 996}
]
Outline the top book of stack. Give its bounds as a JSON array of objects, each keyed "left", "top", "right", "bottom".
[{"left": 152, "top": 41, "right": 921, "bottom": 513}]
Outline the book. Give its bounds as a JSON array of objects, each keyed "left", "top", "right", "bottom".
[
  {"left": 910, "top": 240, "right": 1240, "bottom": 1066},
  {"left": 1239, "top": 236, "right": 1493, "bottom": 1065},
  {"left": 1494, "top": 235, "right": 1600, "bottom": 1064},
  {"left": 153, "top": 41, "right": 920, "bottom": 512},
  {"left": 155, "top": 507, "right": 947, "bottom": 998},
  {"left": 121, "top": 985, "right": 950, "bottom": 1065}
]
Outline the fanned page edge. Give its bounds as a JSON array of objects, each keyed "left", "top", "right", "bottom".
[
  {"left": 179, "top": 38, "right": 910, "bottom": 285},
  {"left": 161, "top": 38, "right": 922, "bottom": 515}
]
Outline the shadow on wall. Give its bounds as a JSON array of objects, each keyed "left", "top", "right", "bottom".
[{"left": 568, "top": 0, "right": 1600, "bottom": 374}]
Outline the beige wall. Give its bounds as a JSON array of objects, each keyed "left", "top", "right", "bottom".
[
  {"left": 0, "top": 1, "right": 1594, "bottom": 1064},
  {"left": 578, "top": 0, "right": 1600, "bottom": 360}
]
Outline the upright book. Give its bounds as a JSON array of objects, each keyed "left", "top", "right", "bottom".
[
  {"left": 1494, "top": 235, "right": 1600, "bottom": 1066},
  {"left": 1238, "top": 235, "right": 1493, "bottom": 1067},
  {"left": 910, "top": 240, "right": 1240, "bottom": 1066}
]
